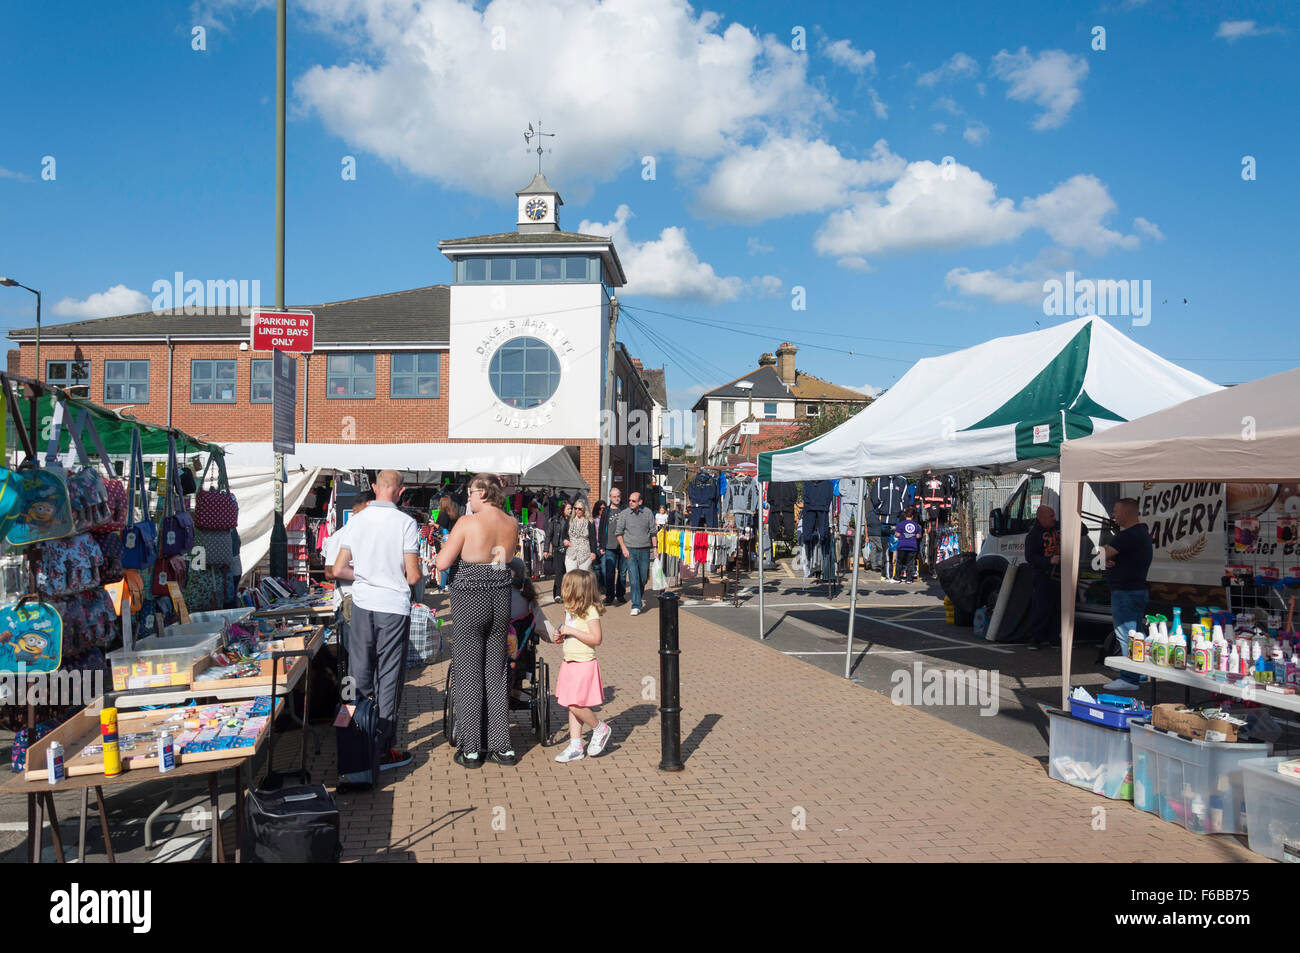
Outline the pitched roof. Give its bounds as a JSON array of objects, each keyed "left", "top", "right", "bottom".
[
  {"left": 438, "top": 230, "right": 608, "bottom": 247},
  {"left": 790, "top": 371, "right": 873, "bottom": 403},
  {"left": 515, "top": 172, "right": 563, "bottom": 201},
  {"left": 8, "top": 285, "right": 451, "bottom": 344},
  {"left": 692, "top": 364, "right": 790, "bottom": 410},
  {"left": 642, "top": 366, "right": 667, "bottom": 407},
  {"left": 710, "top": 419, "right": 806, "bottom": 466}
]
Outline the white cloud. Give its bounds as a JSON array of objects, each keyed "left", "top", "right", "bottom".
[
  {"left": 1133, "top": 216, "right": 1165, "bottom": 240},
  {"left": 747, "top": 236, "right": 774, "bottom": 255},
  {"left": 931, "top": 122, "right": 948, "bottom": 134},
  {"left": 962, "top": 121, "right": 989, "bottom": 146},
  {"left": 53, "top": 285, "right": 152, "bottom": 319},
  {"left": 853, "top": 383, "right": 885, "bottom": 397},
  {"left": 944, "top": 267, "right": 1044, "bottom": 306},
  {"left": 1216, "top": 20, "right": 1285, "bottom": 41},
  {"left": 1021, "top": 174, "right": 1138, "bottom": 255},
  {"left": 580, "top": 205, "right": 755, "bottom": 304},
  {"left": 837, "top": 256, "right": 871, "bottom": 272},
  {"left": 867, "top": 87, "right": 888, "bottom": 119},
  {"left": 284, "top": 0, "right": 830, "bottom": 197},
  {"left": 917, "top": 52, "right": 979, "bottom": 87},
  {"left": 695, "top": 136, "right": 905, "bottom": 223},
  {"left": 814, "top": 159, "right": 1028, "bottom": 258},
  {"left": 824, "top": 38, "right": 876, "bottom": 74},
  {"left": 749, "top": 275, "right": 784, "bottom": 295},
  {"left": 991, "top": 47, "right": 1089, "bottom": 129},
  {"left": 933, "top": 96, "right": 963, "bottom": 116},
  {"left": 0, "top": 165, "right": 33, "bottom": 182},
  {"left": 815, "top": 162, "right": 1138, "bottom": 261}
]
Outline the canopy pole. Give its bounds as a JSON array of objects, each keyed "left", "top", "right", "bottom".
[
  {"left": 758, "top": 479, "right": 766, "bottom": 639},
  {"left": 1058, "top": 480, "right": 1084, "bottom": 709},
  {"left": 844, "top": 477, "right": 866, "bottom": 678}
]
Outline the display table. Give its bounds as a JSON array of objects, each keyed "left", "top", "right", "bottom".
[
  {"left": 251, "top": 602, "right": 335, "bottom": 622},
  {"left": 1106, "top": 656, "right": 1300, "bottom": 716},
  {"left": 2, "top": 697, "right": 283, "bottom": 864}
]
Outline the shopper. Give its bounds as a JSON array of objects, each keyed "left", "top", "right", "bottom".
[
  {"left": 323, "top": 497, "right": 369, "bottom": 675},
  {"left": 655, "top": 504, "right": 669, "bottom": 529},
  {"left": 894, "top": 506, "right": 921, "bottom": 583},
  {"left": 435, "top": 473, "right": 519, "bottom": 768},
  {"left": 548, "top": 500, "right": 572, "bottom": 603},
  {"left": 330, "top": 471, "right": 420, "bottom": 773},
  {"left": 551, "top": 569, "right": 611, "bottom": 763},
  {"left": 616, "top": 490, "right": 658, "bottom": 615},
  {"left": 1024, "top": 505, "right": 1061, "bottom": 650},
  {"left": 602, "top": 487, "right": 627, "bottom": 605},
  {"left": 1103, "top": 498, "right": 1154, "bottom": 691},
  {"left": 564, "top": 500, "right": 597, "bottom": 573}
]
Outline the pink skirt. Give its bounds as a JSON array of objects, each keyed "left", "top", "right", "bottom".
[{"left": 556, "top": 659, "right": 604, "bottom": 708}]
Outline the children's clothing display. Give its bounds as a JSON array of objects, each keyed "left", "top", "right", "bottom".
[
  {"left": 688, "top": 472, "right": 720, "bottom": 527},
  {"left": 657, "top": 527, "right": 738, "bottom": 583}
]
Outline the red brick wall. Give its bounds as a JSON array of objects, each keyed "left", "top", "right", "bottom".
[{"left": 17, "top": 341, "right": 603, "bottom": 493}]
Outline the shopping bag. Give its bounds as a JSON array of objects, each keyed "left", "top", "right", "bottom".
[
  {"left": 0, "top": 596, "right": 64, "bottom": 674},
  {"left": 649, "top": 555, "right": 666, "bottom": 591}
]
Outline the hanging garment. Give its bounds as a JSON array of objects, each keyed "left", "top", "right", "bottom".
[
  {"left": 802, "top": 480, "right": 833, "bottom": 512},
  {"left": 688, "top": 472, "right": 719, "bottom": 527},
  {"left": 722, "top": 476, "right": 762, "bottom": 516},
  {"left": 871, "top": 475, "right": 909, "bottom": 527}
]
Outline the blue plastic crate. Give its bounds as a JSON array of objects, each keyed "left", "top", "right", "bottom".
[{"left": 1069, "top": 696, "right": 1149, "bottom": 730}]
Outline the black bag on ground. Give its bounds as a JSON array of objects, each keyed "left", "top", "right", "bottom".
[
  {"left": 242, "top": 647, "right": 343, "bottom": 862},
  {"left": 336, "top": 694, "right": 381, "bottom": 790},
  {"left": 936, "top": 552, "right": 979, "bottom": 617}
]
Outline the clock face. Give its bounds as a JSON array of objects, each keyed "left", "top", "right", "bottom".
[{"left": 525, "top": 198, "right": 548, "bottom": 221}]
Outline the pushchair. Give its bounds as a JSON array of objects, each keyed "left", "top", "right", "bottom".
[{"left": 442, "top": 611, "right": 553, "bottom": 749}]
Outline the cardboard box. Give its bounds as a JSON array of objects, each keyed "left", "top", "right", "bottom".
[{"left": 1152, "top": 703, "right": 1242, "bottom": 743}]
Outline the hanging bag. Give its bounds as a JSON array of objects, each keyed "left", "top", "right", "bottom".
[
  {"left": 3, "top": 395, "right": 74, "bottom": 548},
  {"left": 0, "top": 594, "right": 64, "bottom": 674},
  {"left": 80, "top": 411, "right": 127, "bottom": 532},
  {"left": 63, "top": 410, "right": 111, "bottom": 533},
  {"left": 121, "top": 429, "right": 158, "bottom": 569},
  {"left": 195, "top": 452, "right": 239, "bottom": 529},
  {"left": 160, "top": 434, "right": 195, "bottom": 556}
]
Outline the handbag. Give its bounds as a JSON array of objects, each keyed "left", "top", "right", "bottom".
[
  {"left": 78, "top": 410, "right": 127, "bottom": 533},
  {"left": 152, "top": 554, "right": 188, "bottom": 598},
  {"left": 96, "top": 529, "right": 124, "bottom": 583},
  {"left": 0, "top": 595, "right": 64, "bottom": 674},
  {"left": 183, "top": 567, "right": 221, "bottom": 612},
  {"left": 194, "top": 453, "right": 239, "bottom": 530},
  {"left": 160, "top": 435, "right": 195, "bottom": 557},
  {"left": 121, "top": 430, "right": 157, "bottom": 570},
  {"left": 195, "top": 527, "right": 234, "bottom": 568}
]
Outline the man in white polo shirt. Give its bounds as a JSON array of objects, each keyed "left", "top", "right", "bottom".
[
  {"left": 331, "top": 470, "right": 421, "bottom": 772},
  {"left": 322, "top": 495, "right": 370, "bottom": 680}
]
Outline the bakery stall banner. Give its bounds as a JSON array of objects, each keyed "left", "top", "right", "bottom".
[{"left": 1124, "top": 482, "right": 1226, "bottom": 586}]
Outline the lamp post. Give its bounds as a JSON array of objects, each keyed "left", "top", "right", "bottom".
[
  {"left": 0, "top": 278, "right": 41, "bottom": 380},
  {"left": 736, "top": 379, "right": 754, "bottom": 423}
]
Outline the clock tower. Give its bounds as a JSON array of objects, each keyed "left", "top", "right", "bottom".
[{"left": 516, "top": 172, "right": 562, "bottom": 233}]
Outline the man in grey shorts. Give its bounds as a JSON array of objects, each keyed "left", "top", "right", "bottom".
[{"left": 331, "top": 470, "right": 422, "bottom": 772}]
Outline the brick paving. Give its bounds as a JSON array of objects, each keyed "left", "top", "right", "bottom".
[{"left": 321, "top": 594, "right": 1266, "bottom": 863}]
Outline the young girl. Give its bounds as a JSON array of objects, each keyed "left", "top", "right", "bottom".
[{"left": 552, "top": 569, "right": 611, "bottom": 762}]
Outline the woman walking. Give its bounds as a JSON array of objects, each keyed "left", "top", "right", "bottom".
[
  {"left": 548, "top": 500, "right": 572, "bottom": 603},
  {"left": 435, "top": 473, "right": 519, "bottom": 768},
  {"left": 564, "top": 500, "right": 598, "bottom": 574}
]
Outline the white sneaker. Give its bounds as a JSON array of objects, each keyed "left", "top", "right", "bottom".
[
  {"left": 630, "top": 607, "right": 639, "bottom": 616},
  {"left": 554, "top": 740, "right": 585, "bottom": 763},
  {"left": 588, "top": 722, "right": 612, "bottom": 757}
]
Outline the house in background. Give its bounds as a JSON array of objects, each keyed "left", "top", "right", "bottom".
[{"left": 692, "top": 342, "right": 871, "bottom": 459}]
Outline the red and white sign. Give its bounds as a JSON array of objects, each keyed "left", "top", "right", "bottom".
[{"left": 251, "top": 310, "right": 315, "bottom": 353}]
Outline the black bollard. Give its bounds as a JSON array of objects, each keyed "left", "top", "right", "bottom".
[{"left": 657, "top": 590, "right": 684, "bottom": 771}]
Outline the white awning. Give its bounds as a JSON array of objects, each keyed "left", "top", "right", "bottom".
[{"left": 219, "top": 442, "right": 588, "bottom": 490}]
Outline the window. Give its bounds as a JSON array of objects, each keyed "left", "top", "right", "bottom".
[
  {"left": 515, "top": 257, "right": 537, "bottom": 280},
  {"left": 46, "top": 360, "right": 90, "bottom": 390},
  {"left": 805, "top": 403, "right": 820, "bottom": 417},
  {"left": 455, "top": 254, "right": 598, "bottom": 283},
  {"left": 391, "top": 353, "right": 440, "bottom": 398},
  {"left": 565, "top": 256, "right": 589, "bottom": 280},
  {"left": 490, "top": 257, "right": 512, "bottom": 281},
  {"left": 104, "top": 360, "right": 149, "bottom": 403},
  {"left": 464, "top": 258, "right": 487, "bottom": 281},
  {"left": 191, "top": 360, "right": 237, "bottom": 403},
  {"left": 326, "top": 353, "right": 376, "bottom": 398},
  {"left": 251, "top": 359, "right": 272, "bottom": 403},
  {"left": 539, "top": 257, "right": 562, "bottom": 280},
  {"left": 763, "top": 402, "right": 778, "bottom": 418},
  {"left": 488, "top": 337, "right": 561, "bottom": 409},
  {"left": 720, "top": 400, "right": 736, "bottom": 428}
]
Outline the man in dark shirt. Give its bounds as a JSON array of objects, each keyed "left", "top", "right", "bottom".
[
  {"left": 1024, "top": 505, "right": 1061, "bottom": 650},
  {"left": 1102, "top": 497, "right": 1154, "bottom": 690}
]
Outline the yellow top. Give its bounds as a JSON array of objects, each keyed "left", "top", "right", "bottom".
[{"left": 562, "top": 606, "right": 601, "bottom": 663}]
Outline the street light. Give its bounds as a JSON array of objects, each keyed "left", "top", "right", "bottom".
[
  {"left": 0, "top": 278, "right": 40, "bottom": 381},
  {"left": 736, "top": 379, "right": 754, "bottom": 422}
]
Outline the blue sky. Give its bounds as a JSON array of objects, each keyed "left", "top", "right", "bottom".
[{"left": 2, "top": 0, "right": 1296, "bottom": 443}]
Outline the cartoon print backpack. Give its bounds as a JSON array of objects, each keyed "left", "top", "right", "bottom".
[{"left": 0, "top": 596, "right": 64, "bottom": 674}]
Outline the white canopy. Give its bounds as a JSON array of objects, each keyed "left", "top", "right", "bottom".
[
  {"left": 759, "top": 317, "right": 1220, "bottom": 481},
  {"left": 1056, "top": 365, "right": 1300, "bottom": 706},
  {"left": 220, "top": 442, "right": 588, "bottom": 490},
  {"left": 229, "top": 465, "right": 323, "bottom": 580}
]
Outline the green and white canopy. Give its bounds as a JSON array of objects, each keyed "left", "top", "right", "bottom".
[{"left": 759, "top": 317, "right": 1219, "bottom": 481}]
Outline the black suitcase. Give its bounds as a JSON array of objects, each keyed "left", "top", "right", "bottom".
[
  {"left": 336, "top": 694, "right": 381, "bottom": 790},
  {"left": 242, "top": 647, "right": 343, "bottom": 862}
]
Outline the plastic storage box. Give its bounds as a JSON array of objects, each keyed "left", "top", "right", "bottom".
[
  {"left": 1241, "top": 757, "right": 1300, "bottom": 862},
  {"left": 188, "top": 607, "right": 255, "bottom": 626},
  {"left": 1068, "top": 695, "right": 1149, "bottom": 730},
  {"left": 108, "top": 632, "right": 221, "bottom": 691},
  {"left": 1047, "top": 708, "right": 1134, "bottom": 800},
  {"left": 1130, "top": 723, "right": 1271, "bottom": 835}
]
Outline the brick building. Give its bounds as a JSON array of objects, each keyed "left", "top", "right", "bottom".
[{"left": 7, "top": 173, "right": 667, "bottom": 497}]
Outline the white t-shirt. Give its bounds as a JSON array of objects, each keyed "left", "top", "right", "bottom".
[
  {"left": 338, "top": 501, "right": 420, "bottom": 617},
  {"left": 322, "top": 521, "right": 354, "bottom": 609}
]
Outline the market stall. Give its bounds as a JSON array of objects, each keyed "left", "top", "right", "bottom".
[{"left": 755, "top": 317, "right": 1221, "bottom": 675}]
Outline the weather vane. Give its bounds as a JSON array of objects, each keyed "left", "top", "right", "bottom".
[{"left": 524, "top": 121, "right": 555, "bottom": 174}]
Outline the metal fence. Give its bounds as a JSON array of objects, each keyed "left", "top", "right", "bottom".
[{"left": 964, "top": 473, "right": 1023, "bottom": 551}]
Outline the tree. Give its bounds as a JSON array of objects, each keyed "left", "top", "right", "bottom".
[{"left": 792, "top": 402, "right": 865, "bottom": 444}]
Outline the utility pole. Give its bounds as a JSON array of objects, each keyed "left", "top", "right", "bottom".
[
  {"left": 600, "top": 296, "right": 618, "bottom": 500},
  {"left": 268, "top": 0, "right": 288, "bottom": 578}
]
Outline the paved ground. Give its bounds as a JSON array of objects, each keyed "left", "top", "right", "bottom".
[{"left": 0, "top": 565, "right": 1278, "bottom": 862}]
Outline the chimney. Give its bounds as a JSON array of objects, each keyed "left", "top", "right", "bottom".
[
  {"left": 757, "top": 352, "right": 776, "bottom": 368},
  {"left": 776, "top": 342, "right": 797, "bottom": 386}
]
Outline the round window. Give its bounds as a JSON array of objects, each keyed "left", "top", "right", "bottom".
[{"left": 488, "top": 336, "right": 562, "bottom": 409}]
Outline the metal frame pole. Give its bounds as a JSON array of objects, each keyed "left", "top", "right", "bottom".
[
  {"left": 844, "top": 478, "right": 866, "bottom": 678},
  {"left": 269, "top": 0, "right": 288, "bottom": 578},
  {"left": 758, "top": 479, "right": 766, "bottom": 639}
]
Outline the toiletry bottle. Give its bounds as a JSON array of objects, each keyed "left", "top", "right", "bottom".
[
  {"left": 1228, "top": 644, "right": 1240, "bottom": 677},
  {"left": 1172, "top": 630, "right": 1187, "bottom": 669}
]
